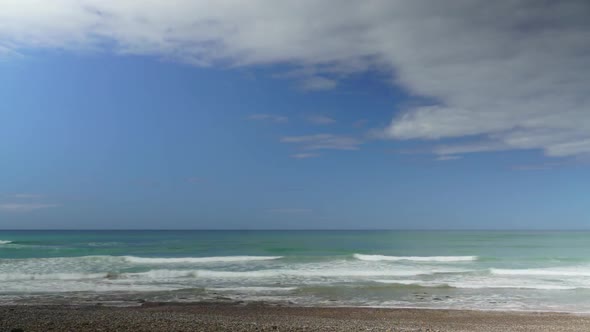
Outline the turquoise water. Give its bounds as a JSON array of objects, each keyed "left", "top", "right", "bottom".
[{"left": 1, "top": 230, "right": 590, "bottom": 311}]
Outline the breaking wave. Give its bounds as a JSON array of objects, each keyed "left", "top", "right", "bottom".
[
  {"left": 0, "top": 272, "right": 107, "bottom": 281},
  {"left": 353, "top": 254, "right": 478, "bottom": 262},
  {"left": 123, "top": 256, "right": 283, "bottom": 264},
  {"left": 491, "top": 267, "right": 590, "bottom": 277}
]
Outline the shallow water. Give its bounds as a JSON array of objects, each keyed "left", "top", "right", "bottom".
[{"left": 1, "top": 230, "right": 590, "bottom": 311}]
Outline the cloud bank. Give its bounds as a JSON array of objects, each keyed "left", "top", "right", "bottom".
[{"left": 2, "top": 1, "right": 590, "bottom": 157}]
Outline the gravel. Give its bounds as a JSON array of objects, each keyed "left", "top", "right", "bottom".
[{"left": 1, "top": 302, "right": 590, "bottom": 331}]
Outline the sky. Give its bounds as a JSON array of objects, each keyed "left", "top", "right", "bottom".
[{"left": 1, "top": 0, "right": 590, "bottom": 229}]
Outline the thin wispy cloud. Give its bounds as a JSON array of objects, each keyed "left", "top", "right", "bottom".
[
  {"left": 290, "top": 153, "right": 320, "bottom": 159},
  {"left": 281, "top": 134, "right": 361, "bottom": 151},
  {"left": 436, "top": 155, "right": 462, "bottom": 161},
  {"left": 0, "top": 192, "right": 59, "bottom": 212},
  {"left": 300, "top": 76, "right": 337, "bottom": 91},
  {"left": 10, "top": 193, "right": 43, "bottom": 199},
  {"left": 307, "top": 115, "right": 336, "bottom": 125},
  {"left": 0, "top": 44, "right": 22, "bottom": 60},
  {"left": 248, "top": 114, "right": 288, "bottom": 123},
  {"left": 433, "top": 141, "right": 511, "bottom": 157},
  {"left": 353, "top": 119, "right": 368, "bottom": 128},
  {"left": 2, "top": 1, "right": 590, "bottom": 158},
  {"left": 0, "top": 203, "right": 59, "bottom": 212},
  {"left": 2, "top": 193, "right": 43, "bottom": 199},
  {"left": 511, "top": 164, "right": 554, "bottom": 171},
  {"left": 510, "top": 161, "right": 578, "bottom": 171}
]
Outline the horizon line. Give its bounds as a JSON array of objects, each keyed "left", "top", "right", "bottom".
[{"left": 1, "top": 229, "right": 589, "bottom": 231}]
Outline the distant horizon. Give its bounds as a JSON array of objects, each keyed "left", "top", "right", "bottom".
[{"left": 2, "top": 229, "right": 590, "bottom": 231}]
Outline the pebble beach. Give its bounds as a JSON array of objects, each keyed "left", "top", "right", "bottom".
[{"left": 2, "top": 303, "right": 590, "bottom": 332}]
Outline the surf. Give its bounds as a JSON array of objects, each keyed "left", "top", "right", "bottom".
[
  {"left": 0, "top": 272, "right": 107, "bottom": 281},
  {"left": 491, "top": 267, "right": 590, "bottom": 277},
  {"left": 123, "top": 255, "right": 283, "bottom": 264},
  {"left": 353, "top": 254, "right": 478, "bottom": 262}
]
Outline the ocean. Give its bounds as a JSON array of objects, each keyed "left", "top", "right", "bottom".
[{"left": 1, "top": 230, "right": 590, "bottom": 312}]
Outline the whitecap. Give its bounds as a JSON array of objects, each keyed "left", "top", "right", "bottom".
[
  {"left": 353, "top": 254, "right": 478, "bottom": 262},
  {"left": 207, "top": 286, "right": 297, "bottom": 293},
  {"left": 373, "top": 279, "right": 449, "bottom": 287},
  {"left": 491, "top": 267, "right": 590, "bottom": 277},
  {"left": 123, "top": 255, "right": 283, "bottom": 264},
  {"left": 0, "top": 272, "right": 107, "bottom": 281},
  {"left": 123, "top": 266, "right": 465, "bottom": 280}
]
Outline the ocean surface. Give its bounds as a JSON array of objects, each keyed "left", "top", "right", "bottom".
[{"left": 2, "top": 230, "right": 590, "bottom": 312}]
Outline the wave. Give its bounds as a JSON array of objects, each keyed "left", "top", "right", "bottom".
[
  {"left": 86, "top": 242, "right": 124, "bottom": 247},
  {"left": 491, "top": 267, "right": 590, "bottom": 277},
  {"left": 207, "top": 286, "right": 297, "bottom": 293},
  {"left": 373, "top": 279, "right": 579, "bottom": 290},
  {"left": 0, "top": 267, "right": 447, "bottom": 282},
  {"left": 373, "top": 279, "right": 450, "bottom": 287},
  {"left": 0, "top": 255, "right": 283, "bottom": 268},
  {"left": 125, "top": 269, "right": 196, "bottom": 279},
  {"left": 452, "top": 282, "right": 577, "bottom": 290},
  {"left": 194, "top": 269, "right": 427, "bottom": 278},
  {"left": 353, "top": 254, "right": 478, "bottom": 262},
  {"left": 123, "top": 266, "right": 466, "bottom": 280},
  {"left": 0, "top": 272, "right": 107, "bottom": 281},
  {"left": 0, "top": 240, "right": 12, "bottom": 245},
  {"left": 123, "top": 255, "right": 283, "bottom": 264}
]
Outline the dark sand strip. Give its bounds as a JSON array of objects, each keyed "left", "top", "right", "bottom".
[{"left": 2, "top": 302, "right": 590, "bottom": 331}]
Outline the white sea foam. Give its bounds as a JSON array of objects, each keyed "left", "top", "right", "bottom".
[
  {"left": 124, "top": 266, "right": 465, "bottom": 280},
  {"left": 373, "top": 278, "right": 579, "bottom": 290},
  {"left": 0, "top": 281, "right": 178, "bottom": 294},
  {"left": 0, "top": 240, "right": 12, "bottom": 245},
  {"left": 449, "top": 282, "right": 578, "bottom": 290},
  {"left": 207, "top": 287, "right": 297, "bottom": 293},
  {"left": 373, "top": 279, "right": 448, "bottom": 287},
  {"left": 123, "top": 256, "right": 283, "bottom": 264},
  {"left": 0, "top": 272, "right": 107, "bottom": 281},
  {"left": 126, "top": 269, "right": 197, "bottom": 279},
  {"left": 354, "top": 254, "right": 478, "bottom": 262},
  {"left": 491, "top": 267, "right": 590, "bottom": 277},
  {"left": 195, "top": 269, "right": 428, "bottom": 278}
]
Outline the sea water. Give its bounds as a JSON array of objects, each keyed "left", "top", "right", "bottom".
[{"left": 1, "top": 230, "right": 590, "bottom": 311}]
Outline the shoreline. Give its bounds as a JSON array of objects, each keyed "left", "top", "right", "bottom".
[{"left": 2, "top": 302, "right": 590, "bottom": 331}]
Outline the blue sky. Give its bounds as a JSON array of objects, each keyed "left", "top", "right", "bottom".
[{"left": 1, "top": 1, "right": 590, "bottom": 229}]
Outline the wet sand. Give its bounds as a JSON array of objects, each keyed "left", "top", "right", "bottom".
[{"left": 2, "top": 302, "right": 590, "bottom": 331}]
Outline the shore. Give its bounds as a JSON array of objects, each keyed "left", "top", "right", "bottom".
[{"left": 2, "top": 303, "right": 590, "bottom": 332}]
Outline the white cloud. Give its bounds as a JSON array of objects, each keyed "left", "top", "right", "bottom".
[
  {"left": 436, "top": 155, "right": 462, "bottom": 161},
  {"left": 290, "top": 153, "right": 320, "bottom": 159},
  {"left": 281, "top": 134, "right": 361, "bottom": 151},
  {"left": 300, "top": 76, "right": 337, "bottom": 91},
  {"left": 248, "top": 114, "right": 288, "bottom": 123},
  {"left": 0, "top": 44, "right": 22, "bottom": 60},
  {"left": 0, "top": 203, "right": 59, "bottom": 212},
  {"left": 433, "top": 141, "right": 511, "bottom": 156},
  {"left": 307, "top": 115, "right": 336, "bottom": 125},
  {"left": 3, "top": 1, "right": 590, "bottom": 157}
]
